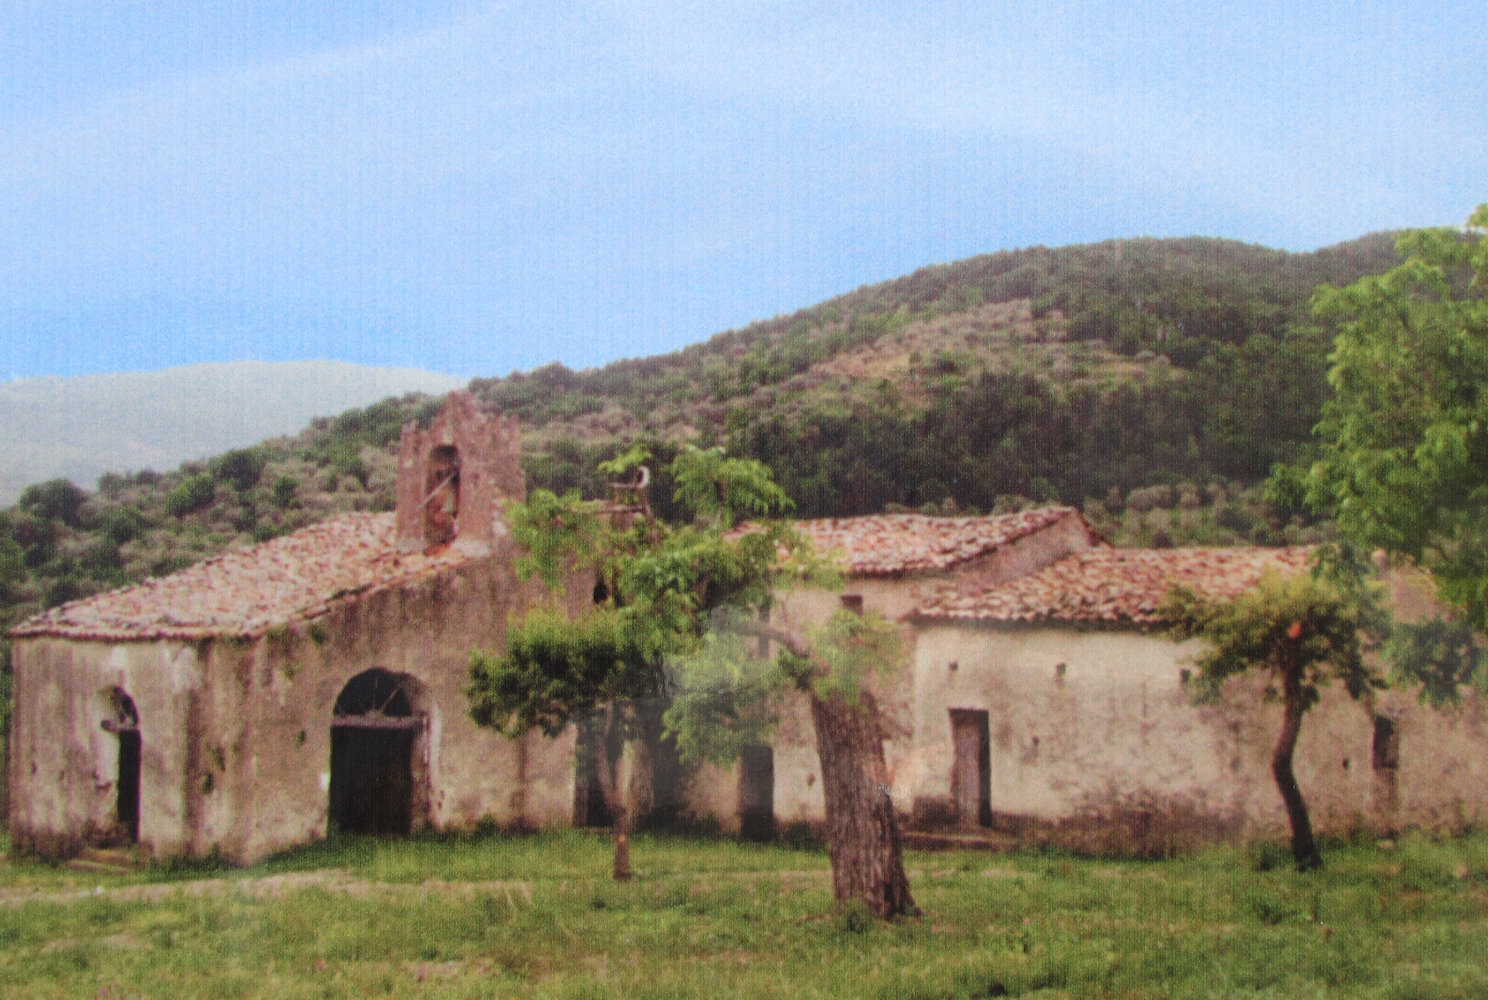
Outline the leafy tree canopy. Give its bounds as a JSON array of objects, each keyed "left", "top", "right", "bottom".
[
  {"left": 467, "top": 446, "right": 915, "bottom": 915},
  {"left": 1162, "top": 564, "right": 1381, "bottom": 870},
  {"left": 1310, "top": 206, "right": 1488, "bottom": 628}
]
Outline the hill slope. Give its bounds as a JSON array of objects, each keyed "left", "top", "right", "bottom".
[
  {"left": 0, "top": 231, "right": 1405, "bottom": 638},
  {"left": 0, "top": 361, "right": 463, "bottom": 504},
  {"left": 475, "top": 232, "right": 1400, "bottom": 515}
]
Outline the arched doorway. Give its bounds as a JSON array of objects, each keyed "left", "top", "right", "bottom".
[
  {"left": 329, "top": 670, "right": 428, "bottom": 835},
  {"left": 100, "top": 689, "right": 140, "bottom": 843}
]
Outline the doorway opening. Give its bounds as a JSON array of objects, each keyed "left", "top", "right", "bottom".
[
  {"left": 949, "top": 708, "right": 991, "bottom": 828},
  {"left": 329, "top": 670, "right": 427, "bottom": 835},
  {"left": 100, "top": 689, "right": 140, "bottom": 843},
  {"left": 572, "top": 717, "right": 615, "bottom": 827},
  {"left": 738, "top": 744, "right": 776, "bottom": 841}
]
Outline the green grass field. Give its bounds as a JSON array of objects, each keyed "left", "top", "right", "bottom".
[{"left": 2, "top": 830, "right": 1486, "bottom": 999}]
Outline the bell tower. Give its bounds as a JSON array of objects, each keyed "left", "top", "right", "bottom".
[{"left": 394, "top": 391, "right": 525, "bottom": 555}]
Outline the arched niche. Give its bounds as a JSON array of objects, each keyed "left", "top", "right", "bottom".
[{"left": 423, "top": 444, "right": 461, "bottom": 548}]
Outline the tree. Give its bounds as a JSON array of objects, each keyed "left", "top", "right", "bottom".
[
  {"left": 466, "top": 445, "right": 918, "bottom": 917},
  {"left": 18, "top": 479, "right": 88, "bottom": 528},
  {"left": 1162, "top": 568, "right": 1379, "bottom": 870},
  {"left": 1309, "top": 205, "right": 1488, "bottom": 629},
  {"left": 666, "top": 607, "right": 917, "bottom": 918},
  {"left": 467, "top": 445, "right": 790, "bottom": 881},
  {"left": 469, "top": 601, "right": 662, "bottom": 880}
]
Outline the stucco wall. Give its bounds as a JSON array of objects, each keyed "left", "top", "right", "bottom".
[
  {"left": 685, "top": 579, "right": 925, "bottom": 831},
  {"left": 9, "top": 638, "right": 202, "bottom": 857},
  {"left": 211, "top": 554, "right": 584, "bottom": 862},
  {"left": 9, "top": 554, "right": 587, "bottom": 863},
  {"left": 687, "top": 520, "right": 1101, "bottom": 833},
  {"left": 910, "top": 621, "right": 1488, "bottom": 846}
]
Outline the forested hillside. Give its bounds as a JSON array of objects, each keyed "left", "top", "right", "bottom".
[
  {"left": 0, "top": 233, "right": 1401, "bottom": 648},
  {"left": 475, "top": 232, "right": 1397, "bottom": 514}
]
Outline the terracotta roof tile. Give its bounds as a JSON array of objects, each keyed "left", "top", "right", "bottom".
[
  {"left": 917, "top": 546, "right": 1312, "bottom": 625},
  {"left": 792, "top": 507, "right": 1084, "bottom": 576},
  {"left": 10, "top": 513, "right": 471, "bottom": 642}
]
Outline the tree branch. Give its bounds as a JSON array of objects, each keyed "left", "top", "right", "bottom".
[{"left": 720, "top": 616, "right": 832, "bottom": 684}]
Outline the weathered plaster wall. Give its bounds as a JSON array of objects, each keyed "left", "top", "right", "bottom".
[
  {"left": 690, "top": 578, "right": 927, "bottom": 831},
  {"left": 739, "top": 517, "right": 1098, "bottom": 829},
  {"left": 910, "top": 621, "right": 1488, "bottom": 846},
  {"left": 203, "top": 554, "right": 579, "bottom": 863},
  {"left": 9, "top": 553, "right": 585, "bottom": 864},
  {"left": 8, "top": 638, "right": 201, "bottom": 857}
]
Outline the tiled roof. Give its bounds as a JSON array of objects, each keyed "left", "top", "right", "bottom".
[
  {"left": 10, "top": 513, "right": 472, "bottom": 642},
  {"left": 793, "top": 507, "right": 1085, "bottom": 576},
  {"left": 917, "top": 546, "right": 1312, "bottom": 625}
]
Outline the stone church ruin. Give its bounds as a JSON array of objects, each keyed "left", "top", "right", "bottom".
[{"left": 8, "top": 393, "right": 578, "bottom": 861}]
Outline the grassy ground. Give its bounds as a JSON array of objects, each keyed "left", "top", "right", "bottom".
[{"left": 2, "top": 830, "right": 1487, "bottom": 999}]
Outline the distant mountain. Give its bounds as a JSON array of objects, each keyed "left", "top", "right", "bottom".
[{"left": 0, "top": 361, "right": 463, "bottom": 504}]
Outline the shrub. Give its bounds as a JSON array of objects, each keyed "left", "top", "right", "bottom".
[
  {"left": 270, "top": 475, "right": 299, "bottom": 509},
  {"left": 164, "top": 475, "right": 216, "bottom": 517},
  {"left": 18, "top": 479, "right": 88, "bottom": 528},
  {"left": 99, "top": 506, "right": 146, "bottom": 545},
  {"left": 209, "top": 448, "right": 268, "bottom": 492}
]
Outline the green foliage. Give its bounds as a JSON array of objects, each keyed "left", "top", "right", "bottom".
[
  {"left": 1383, "top": 617, "right": 1483, "bottom": 706},
  {"left": 270, "top": 474, "right": 299, "bottom": 509},
  {"left": 468, "top": 233, "right": 1399, "bottom": 518},
  {"left": 98, "top": 505, "right": 146, "bottom": 546},
  {"left": 467, "top": 607, "right": 661, "bottom": 737},
  {"left": 660, "top": 630, "right": 780, "bottom": 766},
  {"left": 470, "top": 447, "right": 797, "bottom": 747},
  {"left": 1310, "top": 206, "right": 1488, "bottom": 630},
  {"left": 208, "top": 447, "right": 268, "bottom": 492},
  {"left": 507, "top": 489, "right": 605, "bottom": 590},
  {"left": 17, "top": 479, "right": 88, "bottom": 528},
  {"left": 596, "top": 443, "right": 652, "bottom": 479},
  {"left": 1163, "top": 568, "right": 1379, "bottom": 706},
  {"left": 1264, "top": 463, "right": 1312, "bottom": 524},
  {"left": 670, "top": 445, "right": 792, "bottom": 529},
  {"left": 163, "top": 474, "right": 216, "bottom": 516},
  {"left": 800, "top": 608, "right": 902, "bottom": 703}
]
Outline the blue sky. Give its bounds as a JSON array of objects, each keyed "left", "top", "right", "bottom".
[{"left": 1, "top": 1, "right": 1481, "bottom": 382}]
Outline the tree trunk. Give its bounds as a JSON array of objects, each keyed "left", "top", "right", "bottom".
[
  {"left": 809, "top": 687, "right": 917, "bottom": 918},
  {"left": 1274, "top": 633, "right": 1322, "bottom": 871},
  {"left": 597, "top": 703, "right": 632, "bottom": 881}
]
